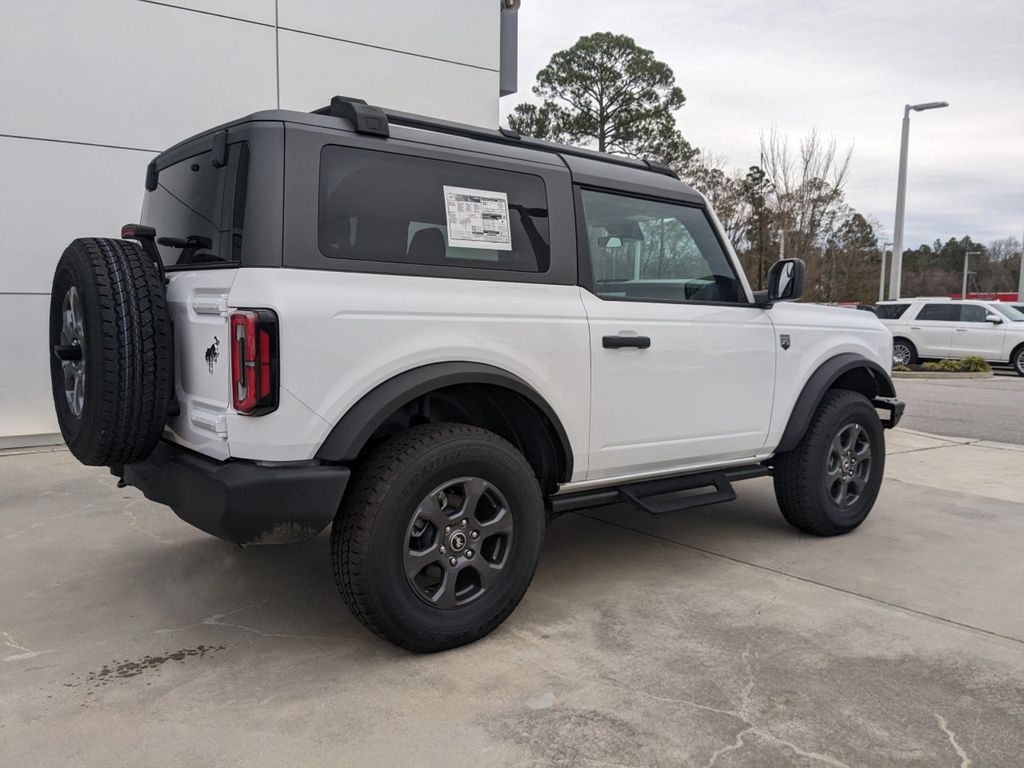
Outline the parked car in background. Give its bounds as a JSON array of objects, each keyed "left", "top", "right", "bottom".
[{"left": 876, "top": 298, "right": 1024, "bottom": 375}]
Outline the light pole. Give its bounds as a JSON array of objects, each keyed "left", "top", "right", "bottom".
[
  {"left": 888, "top": 101, "right": 950, "bottom": 300},
  {"left": 1019, "top": 226, "right": 1024, "bottom": 300},
  {"left": 962, "top": 250, "right": 981, "bottom": 300},
  {"left": 878, "top": 241, "right": 892, "bottom": 302}
]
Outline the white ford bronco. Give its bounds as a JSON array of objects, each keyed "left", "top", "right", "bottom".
[{"left": 49, "top": 96, "right": 903, "bottom": 651}]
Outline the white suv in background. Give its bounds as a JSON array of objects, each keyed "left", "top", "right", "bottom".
[{"left": 876, "top": 298, "right": 1024, "bottom": 375}]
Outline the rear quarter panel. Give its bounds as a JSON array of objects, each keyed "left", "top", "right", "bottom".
[{"left": 226, "top": 269, "right": 592, "bottom": 473}]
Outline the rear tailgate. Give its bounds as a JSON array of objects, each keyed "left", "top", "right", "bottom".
[{"left": 163, "top": 269, "right": 238, "bottom": 460}]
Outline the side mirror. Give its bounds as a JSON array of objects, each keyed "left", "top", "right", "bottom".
[
  {"left": 765, "top": 258, "right": 806, "bottom": 303},
  {"left": 986, "top": 314, "right": 1003, "bottom": 324},
  {"left": 598, "top": 236, "right": 623, "bottom": 249}
]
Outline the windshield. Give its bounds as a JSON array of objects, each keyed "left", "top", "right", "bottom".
[
  {"left": 990, "top": 304, "right": 1024, "bottom": 321},
  {"left": 141, "top": 142, "right": 249, "bottom": 269}
]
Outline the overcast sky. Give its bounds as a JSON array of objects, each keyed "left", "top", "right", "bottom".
[{"left": 501, "top": 0, "right": 1023, "bottom": 248}]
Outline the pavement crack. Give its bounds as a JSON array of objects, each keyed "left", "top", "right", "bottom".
[
  {"left": 1, "top": 630, "right": 54, "bottom": 663},
  {"left": 201, "top": 606, "right": 325, "bottom": 639},
  {"left": 123, "top": 502, "right": 176, "bottom": 545},
  {"left": 706, "top": 726, "right": 753, "bottom": 767},
  {"left": 934, "top": 713, "right": 972, "bottom": 767},
  {"left": 757, "top": 732, "right": 852, "bottom": 768},
  {"left": 604, "top": 682, "right": 744, "bottom": 719}
]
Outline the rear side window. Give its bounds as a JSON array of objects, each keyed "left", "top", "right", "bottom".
[
  {"left": 318, "top": 146, "right": 550, "bottom": 273},
  {"left": 916, "top": 304, "right": 959, "bottom": 321},
  {"left": 142, "top": 142, "right": 249, "bottom": 269},
  {"left": 874, "top": 303, "right": 909, "bottom": 319}
]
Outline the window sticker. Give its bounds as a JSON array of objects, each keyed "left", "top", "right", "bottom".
[{"left": 443, "top": 186, "right": 511, "bottom": 250}]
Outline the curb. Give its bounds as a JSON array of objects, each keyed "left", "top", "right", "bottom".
[
  {"left": 894, "top": 427, "right": 1024, "bottom": 453},
  {"left": 892, "top": 371, "right": 993, "bottom": 379}
]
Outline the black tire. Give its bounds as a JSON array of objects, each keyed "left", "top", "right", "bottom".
[
  {"left": 49, "top": 238, "right": 171, "bottom": 466},
  {"left": 332, "top": 423, "right": 544, "bottom": 652},
  {"left": 892, "top": 338, "right": 917, "bottom": 366},
  {"left": 1011, "top": 344, "right": 1024, "bottom": 377},
  {"left": 773, "top": 389, "right": 885, "bottom": 536}
]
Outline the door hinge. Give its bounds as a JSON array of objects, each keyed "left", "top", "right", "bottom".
[{"left": 190, "top": 407, "right": 228, "bottom": 438}]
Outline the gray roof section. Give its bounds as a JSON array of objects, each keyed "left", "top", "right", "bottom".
[{"left": 155, "top": 106, "right": 706, "bottom": 205}]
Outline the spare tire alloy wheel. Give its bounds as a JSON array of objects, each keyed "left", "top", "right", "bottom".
[
  {"left": 405, "top": 477, "right": 514, "bottom": 608},
  {"left": 56, "top": 286, "right": 86, "bottom": 417},
  {"left": 49, "top": 238, "right": 172, "bottom": 467}
]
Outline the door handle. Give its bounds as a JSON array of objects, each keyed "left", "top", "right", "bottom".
[
  {"left": 910, "top": 326, "right": 922, "bottom": 330},
  {"left": 603, "top": 335, "right": 651, "bottom": 349},
  {"left": 955, "top": 328, "right": 968, "bottom": 332}
]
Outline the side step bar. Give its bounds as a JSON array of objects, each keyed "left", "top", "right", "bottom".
[{"left": 549, "top": 464, "right": 770, "bottom": 517}]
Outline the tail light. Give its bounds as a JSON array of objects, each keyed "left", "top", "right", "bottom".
[{"left": 230, "top": 309, "right": 279, "bottom": 415}]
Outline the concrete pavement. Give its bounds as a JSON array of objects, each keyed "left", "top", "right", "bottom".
[
  {"left": 2, "top": 431, "right": 1023, "bottom": 766},
  {"left": 895, "top": 374, "right": 1024, "bottom": 445}
]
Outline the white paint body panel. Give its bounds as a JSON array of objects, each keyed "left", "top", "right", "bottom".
[
  {"left": 764, "top": 304, "right": 893, "bottom": 451},
  {"left": 225, "top": 270, "right": 593, "bottom": 472},
  {"left": 160, "top": 262, "right": 895, "bottom": 487},
  {"left": 581, "top": 290, "right": 776, "bottom": 480},
  {"left": 162, "top": 270, "right": 238, "bottom": 461}
]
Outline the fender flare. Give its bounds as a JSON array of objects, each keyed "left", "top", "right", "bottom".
[
  {"left": 775, "top": 353, "right": 896, "bottom": 454},
  {"left": 314, "top": 362, "right": 574, "bottom": 481}
]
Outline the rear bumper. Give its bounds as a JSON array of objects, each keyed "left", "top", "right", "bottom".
[{"left": 119, "top": 441, "right": 350, "bottom": 546}]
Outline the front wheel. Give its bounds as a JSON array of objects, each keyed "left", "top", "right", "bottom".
[
  {"left": 773, "top": 389, "right": 885, "bottom": 536},
  {"left": 332, "top": 423, "right": 545, "bottom": 652}
]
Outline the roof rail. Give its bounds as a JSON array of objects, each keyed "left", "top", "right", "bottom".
[{"left": 313, "top": 96, "right": 681, "bottom": 181}]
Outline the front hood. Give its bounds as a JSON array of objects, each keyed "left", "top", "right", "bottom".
[{"left": 768, "top": 302, "right": 889, "bottom": 333}]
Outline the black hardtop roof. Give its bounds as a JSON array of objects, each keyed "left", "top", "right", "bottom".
[{"left": 156, "top": 102, "right": 705, "bottom": 205}]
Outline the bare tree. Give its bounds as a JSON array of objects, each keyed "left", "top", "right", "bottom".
[
  {"left": 678, "top": 151, "right": 749, "bottom": 246},
  {"left": 759, "top": 126, "right": 853, "bottom": 265}
]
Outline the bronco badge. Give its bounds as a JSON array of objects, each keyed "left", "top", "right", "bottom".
[
  {"left": 205, "top": 336, "right": 220, "bottom": 373},
  {"left": 780, "top": 334, "right": 791, "bottom": 350}
]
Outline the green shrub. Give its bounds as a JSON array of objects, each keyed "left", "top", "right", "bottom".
[
  {"left": 892, "top": 364, "right": 912, "bottom": 372},
  {"left": 921, "top": 357, "right": 991, "bottom": 373},
  {"left": 958, "top": 355, "right": 991, "bottom": 372}
]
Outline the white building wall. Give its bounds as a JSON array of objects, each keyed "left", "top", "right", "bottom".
[{"left": 0, "top": 0, "right": 502, "bottom": 446}]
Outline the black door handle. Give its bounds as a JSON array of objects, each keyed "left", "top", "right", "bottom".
[{"left": 603, "top": 335, "right": 651, "bottom": 349}]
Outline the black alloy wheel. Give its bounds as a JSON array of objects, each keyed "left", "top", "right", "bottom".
[
  {"left": 404, "top": 477, "right": 515, "bottom": 608},
  {"left": 825, "top": 423, "right": 873, "bottom": 509}
]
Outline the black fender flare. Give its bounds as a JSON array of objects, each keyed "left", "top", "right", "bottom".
[
  {"left": 775, "top": 353, "right": 896, "bottom": 454},
  {"left": 314, "top": 362, "right": 574, "bottom": 481}
]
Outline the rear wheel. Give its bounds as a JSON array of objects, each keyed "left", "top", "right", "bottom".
[
  {"left": 773, "top": 389, "right": 885, "bottom": 536},
  {"left": 1011, "top": 345, "right": 1024, "bottom": 377},
  {"left": 892, "top": 338, "right": 916, "bottom": 366},
  {"left": 332, "top": 423, "right": 544, "bottom": 652}
]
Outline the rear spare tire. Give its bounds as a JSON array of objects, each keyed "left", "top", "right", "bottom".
[{"left": 49, "top": 238, "right": 171, "bottom": 466}]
